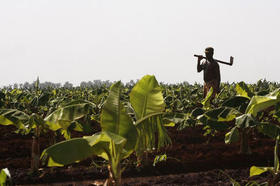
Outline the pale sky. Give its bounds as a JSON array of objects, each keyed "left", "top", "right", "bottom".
[{"left": 0, "top": 0, "right": 279, "bottom": 86}]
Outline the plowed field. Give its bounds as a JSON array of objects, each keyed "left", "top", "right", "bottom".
[{"left": 0, "top": 125, "right": 275, "bottom": 185}]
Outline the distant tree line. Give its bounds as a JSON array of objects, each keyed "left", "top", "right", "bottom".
[{"left": 1, "top": 79, "right": 139, "bottom": 90}]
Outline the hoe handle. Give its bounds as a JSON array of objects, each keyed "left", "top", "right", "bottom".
[{"left": 194, "top": 54, "right": 233, "bottom": 66}]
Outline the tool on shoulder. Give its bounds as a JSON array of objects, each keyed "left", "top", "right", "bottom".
[{"left": 194, "top": 55, "right": 234, "bottom": 66}]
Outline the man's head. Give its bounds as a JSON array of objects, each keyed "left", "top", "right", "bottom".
[{"left": 205, "top": 47, "right": 214, "bottom": 60}]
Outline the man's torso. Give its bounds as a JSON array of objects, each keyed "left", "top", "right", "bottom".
[{"left": 201, "top": 60, "right": 220, "bottom": 82}]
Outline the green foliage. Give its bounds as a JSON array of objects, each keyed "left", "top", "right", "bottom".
[
  {"left": 41, "top": 82, "right": 135, "bottom": 184},
  {"left": 250, "top": 166, "right": 273, "bottom": 177},
  {"left": 0, "top": 168, "right": 11, "bottom": 186},
  {"left": 130, "top": 75, "right": 165, "bottom": 119},
  {"left": 203, "top": 107, "right": 240, "bottom": 122},
  {"left": 225, "top": 127, "right": 239, "bottom": 144},
  {"left": 202, "top": 87, "right": 213, "bottom": 108},
  {"left": 200, "top": 82, "right": 280, "bottom": 154},
  {"left": 153, "top": 154, "right": 167, "bottom": 166},
  {"left": 249, "top": 136, "right": 280, "bottom": 185},
  {"left": 45, "top": 101, "right": 95, "bottom": 127},
  {"left": 0, "top": 109, "right": 29, "bottom": 130},
  {"left": 222, "top": 96, "right": 250, "bottom": 113},
  {"left": 235, "top": 81, "right": 254, "bottom": 98},
  {"left": 2, "top": 78, "right": 280, "bottom": 183},
  {"left": 246, "top": 89, "right": 280, "bottom": 117},
  {"left": 130, "top": 75, "right": 171, "bottom": 155},
  {"left": 101, "top": 81, "right": 138, "bottom": 156},
  {"left": 41, "top": 75, "right": 171, "bottom": 184}
]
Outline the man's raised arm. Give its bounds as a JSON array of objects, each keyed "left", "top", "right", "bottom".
[{"left": 197, "top": 55, "right": 204, "bottom": 72}]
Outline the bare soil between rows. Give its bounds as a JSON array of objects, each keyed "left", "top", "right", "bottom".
[{"left": 0, "top": 125, "right": 276, "bottom": 185}]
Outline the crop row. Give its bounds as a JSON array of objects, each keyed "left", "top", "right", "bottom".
[{"left": 1, "top": 76, "right": 280, "bottom": 185}]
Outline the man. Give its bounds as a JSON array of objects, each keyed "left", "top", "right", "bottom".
[{"left": 197, "top": 47, "right": 221, "bottom": 98}]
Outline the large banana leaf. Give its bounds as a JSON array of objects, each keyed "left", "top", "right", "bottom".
[
  {"left": 235, "top": 82, "right": 254, "bottom": 98},
  {"left": 257, "top": 122, "right": 280, "bottom": 139},
  {"left": 101, "top": 82, "right": 138, "bottom": 155},
  {"left": 41, "top": 131, "right": 126, "bottom": 167},
  {"left": 45, "top": 100, "right": 95, "bottom": 131},
  {"left": 130, "top": 75, "right": 171, "bottom": 153},
  {"left": 245, "top": 89, "right": 280, "bottom": 116},
  {"left": 222, "top": 96, "right": 250, "bottom": 113},
  {"left": 130, "top": 75, "right": 165, "bottom": 119},
  {"left": 202, "top": 87, "right": 213, "bottom": 108},
  {"left": 235, "top": 114, "right": 256, "bottom": 128},
  {"left": 0, "top": 109, "right": 29, "bottom": 130},
  {"left": 203, "top": 107, "right": 241, "bottom": 122},
  {"left": 225, "top": 126, "right": 239, "bottom": 144}
]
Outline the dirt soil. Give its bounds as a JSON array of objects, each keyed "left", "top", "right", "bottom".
[{"left": 0, "top": 125, "right": 276, "bottom": 185}]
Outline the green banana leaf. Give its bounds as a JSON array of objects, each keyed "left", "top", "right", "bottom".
[
  {"left": 246, "top": 97, "right": 279, "bottom": 117},
  {"left": 235, "top": 82, "right": 254, "bottom": 98},
  {"left": 225, "top": 126, "right": 239, "bottom": 144},
  {"left": 245, "top": 89, "right": 280, "bottom": 116},
  {"left": 257, "top": 122, "right": 280, "bottom": 139},
  {"left": 29, "top": 113, "right": 45, "bottom": 128},
  {"left": 41, "top": 131, "right": 126, "bottom": 167},
  {"left": 134, "top": 112, "right": 165, "bottom": 126},
  {"left": 235, "top": 114, "right": 256, "bottom": 128},
  {"left": 203, "top": 107, "right": 241, "bottom": 122},
  {"left": 0, "top": 168, "right": 11, "bottom": 186},
  {"left": 130, "top": 75, "right": 171, "bottom": 153},
  {"left": 101, "top": 81, "right": 138, "bottom": 156},
  {"left": 0, "top": 109, "right": 29, "bottom": 130},
  {"left": 45, "top": 101, "right": 95, "bottom": 131},
  {"left": 130, "top": 75, "right": 165, "bottom": 119},
  {"left": 0, "top": 115, "right": 13, "bottom": 126},
  {"left": 202, "top": 87, "right": 213, "bottom": 108},
  {"left": 191, "top": 108, "right": 205, "bottom": 118},
  {"left": 206, "top": 120, "right": 230, "bottom": 131},
  {"left": 222, "top": 96, "right": 250, "bottom": 113},
  {"left": 250, "top": 166, "right": 274, "bottom": 177}
]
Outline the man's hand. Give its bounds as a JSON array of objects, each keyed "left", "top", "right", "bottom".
[{"left": 197, "top": 55, "right": 203, "bottom": 62}]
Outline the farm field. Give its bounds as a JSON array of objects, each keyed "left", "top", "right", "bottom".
[
  {"left": 1, "top": 76, "right": 280, "bottom": 185},
  {"left": 0, "top": 125, "right": 275, "bottom": 185}
]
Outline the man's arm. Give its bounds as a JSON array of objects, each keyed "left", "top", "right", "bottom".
[
  {"left": 197, "top": 55, "right": 204, "bottom": 72},
  {"left": 216, "top": 63, "right": 221, "bottom": 83}
]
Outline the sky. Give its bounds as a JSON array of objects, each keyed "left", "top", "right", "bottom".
[{"left": 0, "top": 0, "right": 279, "bottom": 86}]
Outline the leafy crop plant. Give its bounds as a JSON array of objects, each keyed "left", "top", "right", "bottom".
[{"left": 41, "top": 75, "right": 171, "bottom": 185}]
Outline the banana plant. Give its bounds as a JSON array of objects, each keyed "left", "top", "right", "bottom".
[
  {"left": 224, "top": 86, "right": 280, "bottom": 154},
  {"left": 0, "top": 99, "right": 96, "bottom": 171},
  {"left": 198, "top": 82, "right": 280, "bottom": 154},
  {"left": 129, "top": 75, "right": 171, "bottom": 164},
  {"left": 41, "top": 81, "right": 138, "bottom": 185},
  {"left": 44, "top": 100, "right": 96, "bottom": 139},
  {"left": 41, "top": 75, "right": 171, "bottom": 185},
  {"left": 0, "top": 109, "right": 52, "bottom": 171}
]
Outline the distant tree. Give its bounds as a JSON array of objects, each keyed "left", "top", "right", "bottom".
[
  {"left": 63, "top": 81, "right": 73, "bottom": 89},
  {"left": 23, "top": 82, "right": 31, "bottom": 89},
  {"left": 13, "top": 83, "right": 18, "bottom": 89}
]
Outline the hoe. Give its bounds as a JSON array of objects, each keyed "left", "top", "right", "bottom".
[{"left": 194, "top": 54, "right": 234, "bottom": 66}]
